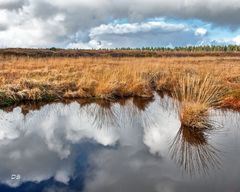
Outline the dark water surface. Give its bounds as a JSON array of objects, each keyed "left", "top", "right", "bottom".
[{"left": 0, "top": 95, "right": 239, "bottom": 192}]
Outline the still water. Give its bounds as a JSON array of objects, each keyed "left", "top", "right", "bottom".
[{"left": 0, "top": 95, "right": 239, "bottom": 192}]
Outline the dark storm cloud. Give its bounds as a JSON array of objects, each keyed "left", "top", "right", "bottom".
[
  {"left": 2, "top": 0, "right": 240, "bottom": 28},
  {"left": 26, "top": 0, "right": 240, "bottom": 29},
  {"left": 0, "top": 24, "right": 7, "bottom": 31},
  {"left": 0, "top": 0, "right": 28, "bottom": 10},
  {"left": 30, "top": 1, "right": 60, "bottom": 20}
]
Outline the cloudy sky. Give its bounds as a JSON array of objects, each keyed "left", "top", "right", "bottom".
[{"left": 0, "top": 0, "right": 240, "bottom": 48}]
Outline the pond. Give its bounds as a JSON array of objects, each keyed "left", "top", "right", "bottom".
[{"left": 0, "top": 95, "right": 239, "bottom": 192}]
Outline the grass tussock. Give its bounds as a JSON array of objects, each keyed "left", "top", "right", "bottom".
[
  {"left": 174, "top": 75, "right": 227, "bottom": 128},
  {"left": 179, "top": 102, "right": 214, "bottom": 129},
  {"left": 0, "top": 56, "right": 240, "bottom": 110},
  {"left": 174, "top": 74, "right": 227, "bottom": 107}
]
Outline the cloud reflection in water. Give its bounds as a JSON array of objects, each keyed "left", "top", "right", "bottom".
[{"left": 0, "top": 95, "right": 239, "bottom": 192}]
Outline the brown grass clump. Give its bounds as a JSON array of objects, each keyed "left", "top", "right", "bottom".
[
  {"left": 174, "top": 74, "right": 227, "bottom": 107},
  {"left": 179, "top": 102, "right": 211, "bottom": 129},
  {"left": 174, "top": 75, "right": 227, "bottom": 129}
]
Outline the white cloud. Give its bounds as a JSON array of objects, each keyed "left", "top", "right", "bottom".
[
  {"left": 54, "top": 170, "right": 70, "bottom": 184},
  {"left": 90, "top": 21, "right": 187, "bottom": 37},
  {"left": 209, "top": 35, "right": 240, "bottom": 46},
  {"left": 66, "top": 40, "right": 112, "bottom": 49},
  {"left": 0, "top": 108, "right": 24, "bottom": 142},
  {"left": 195, "top": 28, "right": 208, "bottom": 36},
  {"left": 67, "top": 21, "right": 206, "bottom": 49},
  {"left": 232, "top": 35, "right": 240, "bottom": 45}
]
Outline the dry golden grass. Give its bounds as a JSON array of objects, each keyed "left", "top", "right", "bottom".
[
  {"left": 173, "top": 74, "right": 228, "bottom": 128},
  {"left": 0, "top": 56, "right": 240, "bottom": 112},
  {"left": 174, "top": 74, "right": 227, "bottom": 107},
  {"left": 178, "top": 102, "right": 213, "bottom": 129}
]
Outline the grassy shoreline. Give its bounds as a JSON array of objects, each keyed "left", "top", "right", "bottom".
[{"left": 0, "top": 56, "right": 240, "bottom": 111}]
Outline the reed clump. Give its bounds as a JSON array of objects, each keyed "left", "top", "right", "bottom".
[
  {"left": 174, "top": 74, "right": 227, "bottom": 129},
  {"left": 179, "top": 102, "right": 213, "bottom": 129}
]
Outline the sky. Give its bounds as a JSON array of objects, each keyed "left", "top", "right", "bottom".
[{"left": 0, "top": 0, "right": 240, "bottom": 49}]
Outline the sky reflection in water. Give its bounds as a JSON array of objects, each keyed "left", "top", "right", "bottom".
[{"left": 0, "top": 95, "right": 239, "bottom": 192}]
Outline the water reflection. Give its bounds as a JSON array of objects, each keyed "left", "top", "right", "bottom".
[
  {"left": 169, "top": 125, "right": 221, "bottom": 176},
  {"left": 84, "top": 100, "right": 119, "bottom": 129},
  {"left": 0, "top": 95, "right": 239, "bottom": 192},
  {"left": 132, "top": 97, "right": 154, "bottom": 111}
]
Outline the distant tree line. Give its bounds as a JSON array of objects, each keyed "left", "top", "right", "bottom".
[
  {"left": 98, "top": 45, "right": 240, "bottom": 52},
  {"left": 2, "top": 46, "right": 240, "bottom": 58}
]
